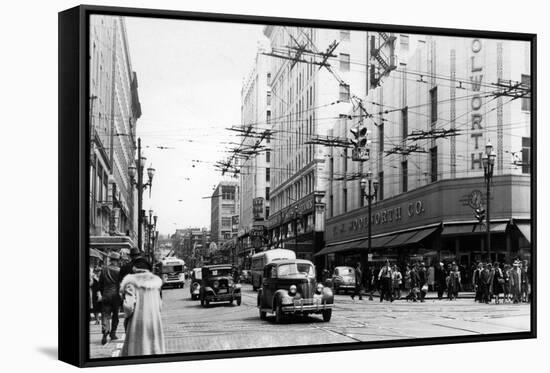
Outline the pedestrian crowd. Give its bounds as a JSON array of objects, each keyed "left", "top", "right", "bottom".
[
  {"left": 89, "top": 248, "right": 166, "bottom": 356},
  {"left": 344, "top": 258, "right": 531, "bottom": 304}
]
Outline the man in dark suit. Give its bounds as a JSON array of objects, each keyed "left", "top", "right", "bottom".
[
  {"left": 99, "top": 251, "right": 121, "bottom": 345},
  {"left": 351, "top": 262, "right": 363, "bottom": 300},
  {"left": 472, "top": 262, "right": 483, "bottom": 302}
]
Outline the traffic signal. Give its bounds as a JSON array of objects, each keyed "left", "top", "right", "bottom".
[
  {"left": 474, "top": 207, "right": 486, "bottom": 223},
  {"left": 350, "top": 124, "right": 370, "bottom": 161}
]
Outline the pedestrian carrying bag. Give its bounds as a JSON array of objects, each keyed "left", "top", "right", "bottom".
[{"left": 421, "top": 284, "right": 428, "bottom": 292}]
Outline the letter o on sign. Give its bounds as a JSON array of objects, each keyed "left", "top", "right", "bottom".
[
  {"left": 471, "top": 39, "right": 482, "bottom": 53},
  {"left": 471, "top": 96, "right": 483, "bottom": 111},
  {"left": 415, "top": 201, "right": 423, "bottom": 215}
]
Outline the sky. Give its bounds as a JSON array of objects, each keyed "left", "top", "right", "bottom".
[{"left": 125, "top": 17, "right": 268, "bottom": 235}]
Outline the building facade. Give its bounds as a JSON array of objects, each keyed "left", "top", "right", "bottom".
[
  {"left": 210, "top": 181, "right": 240, "bottom": 250},
  {"left": 171, "top": 228, "right": 210, "bottom": 268},
  {"left": 263, "top": 26, "right": 368, "bottom": 266},
  {"left": 319, "top": 35, "right": 531, "bottom": 275},
  {"left": 89, "top": 15, "right": 142, "bottom": 252},
  {"left": 237, "top": 52, "right": 272, "bottom": 266}
]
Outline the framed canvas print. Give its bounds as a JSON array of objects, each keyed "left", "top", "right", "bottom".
[{"left": 58, "top": 4, "right": 536, "bottom": 368}]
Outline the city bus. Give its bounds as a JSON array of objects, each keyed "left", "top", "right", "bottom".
[
  {"left": 154, "top": 257, "right": 185, "bottom": 289},
  {"left": 250, "top": 248, "right": 296, "bottom": 290}
]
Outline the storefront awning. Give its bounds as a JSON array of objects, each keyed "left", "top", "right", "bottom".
[
  {"left": 515, "top": 222, "right": 531, "bottom": 243},
  {"left": 314, "top": 240, "right": 363, "bottom": 256},
  {"left": 441, "top": 222, "right": 508, "bottom": 236},
  {"left": 89, "top": 235, "right": 136, "bottom": 250},
  {"left": 385, "top": 227, "right": 438, "bottom": 247}
]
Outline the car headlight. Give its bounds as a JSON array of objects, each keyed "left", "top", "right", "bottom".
[
  {"left": 162, "top": 274, "right": 168, "bottom": 281},
  {"left": 289, "top": 285, "right": 297, "bottom": 295},
  {"left": 234, "top": 283, "right": 241, "bottom": 289},
  {"left": 213, "top": 280, "right": 219, "bottom": 288},
  {"left": 316, "top": 283, "right": 324, "bottom": 294}
]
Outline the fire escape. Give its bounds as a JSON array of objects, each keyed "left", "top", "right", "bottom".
[{"left": 369, "top": 32, "right": 397, "bottom": 88}]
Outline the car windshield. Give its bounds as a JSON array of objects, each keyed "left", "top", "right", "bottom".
[
  {"left": 207, "top": 268, "right": 232, "bottom": 277},
  {"left": 336, "top": 268, "right": 354, "bottom": 276},
  {"left": 277, "top": 263, "right": 315, "bottom": 278}
]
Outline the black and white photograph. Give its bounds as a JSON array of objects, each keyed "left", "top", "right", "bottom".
[{"left": 84, "top": 11, "right": 533, "bottom": 361}]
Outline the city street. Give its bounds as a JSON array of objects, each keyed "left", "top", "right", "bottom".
[{"left": 90, "top": 281, "right": 530, "bottom": 358}]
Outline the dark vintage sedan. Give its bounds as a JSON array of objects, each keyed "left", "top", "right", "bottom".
[
  {"left": 257, "top": 259, "right": 334, "bottom": 323},
  {"left": 199, "top": 264, "right": 242, "bottom": 307},
  {"left": 326, "top": 266, "right": 356, "bottom": 294}
]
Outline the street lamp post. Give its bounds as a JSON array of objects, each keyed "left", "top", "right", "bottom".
[
  {"left": 128, "top": 138, "right": 155, "bottom": 253},
  {"left": 481, "top": 141, "right": 496, "bottom": 262},
  {"left": 360, "top": 170, "right": 379, "bottom": 269},
  {"left": 145, "top": 209, "right": 158, "bottom": 263}
]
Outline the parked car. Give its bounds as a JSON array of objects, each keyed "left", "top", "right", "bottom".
[
  {"left": 199, "top": 264, "right": 242, "bottom": 307},
  {"left": 326, "top": 266, "right": 356, "bottom": 294},
  {"left": 190, "top": 267, "right": 202, "bottom": 300},
  {"left": 257, "top": 259, "right": 333, "bottom": 323}
]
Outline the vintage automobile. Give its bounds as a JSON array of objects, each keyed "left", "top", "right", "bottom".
[
  {"left": 190, "top": 267, "right": 202, "bottom": 300},
  {"left": 257, "top": 259, "right": 333, "bottom": 322},
  {"left": 199, "top": 264, "right": 242, "bottom": 307},
  {"left": 326, "top": 266, "right": 356, "bottom": 294}
]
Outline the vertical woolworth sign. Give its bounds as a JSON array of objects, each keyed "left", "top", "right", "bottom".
[{"left": 470, "top": 38, "right": 484, "bottom": 170}]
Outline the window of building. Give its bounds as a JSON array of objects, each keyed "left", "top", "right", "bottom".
[
  {"left": 222, "top": 186, "right": 236, "bottom": 200},
  {"left": 266, "top": 168, "right": 270, "bottom": 182},
  {"left": 402, "top": 107, "right": 408, "bottom": 140},
  {"left": 267, "top": 72, "right": 271, "bottom": 84},
  {"left": 267, "top": 91, "right": 272, "bottom": 106},
  {"left": 266, "top": 111, "right": 271, "bottom": 124},
  {"left": 265, "top": 206, "right": 270, "bottom": 219},
  {"left": 400, "top": 35, "right": 410, "bottom": 52},
  {"left": 430, "top": 146, "right": 438, "bottom": 182},
  {"left": 378, "top": 171, "right": 384, "bottom": 201},
  {"left": 329, "top": 194, "right": 334, "bottom": 217},
  {"left": 266, "top": 150, "right": 271, "bottom": 163},
  {"left": 340, "top": 53, "right": 350, "bottom": 72},
  {"left": 340, "top": 30, "right": 350, "bottom": 41},
  {"left": 343, "top": 148, "right": 348, "bottom": 174},
  {"left": 521, "top": 74, "right": 531, "bottom": 111},
  {"left": 329, "top": 156, "right": 334, "bottom": 180},
  {"left": 401, "top": 160, "right": 408, "bottom": 193},
  {"left": 522, "top": 137, "right": 530, "bottom": 174},
  {"left": 430, "top": 87, "right": 438, "bottom": 124},
  {"left": 339, "top": 83, "right": 350, "bottom": 101},
  {"left": 221, "top": 217, "right": 232, "bottom": 229},
  {"left": 266, "top": 187, "right": 270, "bottom": 200},
  {"left": 343, "top": 188, "right": 348, "bottom": 213}
]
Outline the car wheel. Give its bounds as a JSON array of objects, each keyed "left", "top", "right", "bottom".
[
  {"left": 322, "top": 309, "right": 332, "bottom": 322},
  {"left": 200, "top": 298, "right": 205, "bottom": 306},
  {"left": 205, "top": 299, "right": 210, "bottom": 307},
  {"left": 259, "top": 309, "right": 267, "bottom": 320},
  {"left": 275, "top": 306, "right": 284, "bottom": 324},
  {"left": 236, "top": 297, "right": 241, "bottom": 306},
  {"left": 229, "top": 299, "right": 233, "bottom": 305}
]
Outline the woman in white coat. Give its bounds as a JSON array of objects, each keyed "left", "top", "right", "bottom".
[{"left": 120, "top": 257, "right": 165, "bottom": 356}]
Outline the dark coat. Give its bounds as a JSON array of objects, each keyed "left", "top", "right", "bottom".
[
  {"left": 99, "top": 265, "right": 121, "bottom": 301},
  {"left": 354, "top": 267, "right": 363, "bottom": 286}
]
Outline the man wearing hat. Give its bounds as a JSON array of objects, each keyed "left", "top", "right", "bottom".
[
  {"left": 417, "top": 262, "right": 427, "bottom": 302},
  {"left": 98, "top": 251, "right": 121, "bottom": 345},
  {"left": 120, "top": 247, "right": 142, "bottom": 283},
  {"left": 378, "top": 260, "right": 393, "bottom": 302}
]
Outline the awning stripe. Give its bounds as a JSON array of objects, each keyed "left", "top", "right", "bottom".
[{"left": 515, "top": 222, "right": 531, "bottom": 243}]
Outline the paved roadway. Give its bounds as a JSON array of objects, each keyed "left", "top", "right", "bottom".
[{"left": 90, "top": 281, "right": 530, "bottom": 358}]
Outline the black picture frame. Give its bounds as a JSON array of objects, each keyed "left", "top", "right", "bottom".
[{"left": 59, "top": 4, "right": 537, "bottom": 368}]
